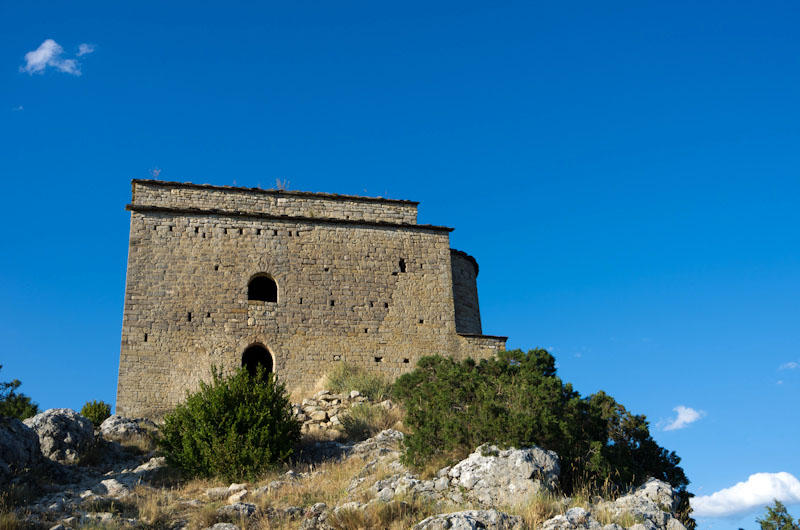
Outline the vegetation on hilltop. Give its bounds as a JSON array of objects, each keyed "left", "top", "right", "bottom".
[
  {"left": 159, "top": 365, "right": 301, "bottom": 482},
  {"left": 757, "top": 500, "right": 800, "bottom": 530},
  {"left": 0, "top": 365, "right": 38, "bottom": 420},
  {"left": 392, "top": 349, "right": 695, "bottom": 528},
  {"left": 80, "top": 400, "right": 111, "bottom": 427}
]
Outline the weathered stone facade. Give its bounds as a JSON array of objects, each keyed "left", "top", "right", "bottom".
[{"left": 116, "top": 180, "right": 506, "bottom": 418}]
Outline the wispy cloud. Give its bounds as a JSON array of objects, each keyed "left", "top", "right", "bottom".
[
  {"left": 662, "top": 405, "right": 705, "bottom": 431},
  {"left": 691, "top": 472, "right": 800, "bottom": 518},
  {"left": 77, "top": 43, "right": 95, "bottom": 56},
  {"left": 11, "top": 105, "right": 23, "bottom": 112},
  {"left": 780, "top": 361, "right": 798, "bottom": 370},
  {"left": 20, "top": 39, "right": 93, "bottom": 76}
]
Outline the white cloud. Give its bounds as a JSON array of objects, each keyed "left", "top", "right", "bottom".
[
  {"left": 12, "top": 105, "right": 23, "bottom": 111},
  {"left": 692, "top": 472, "right": 800, "bottom": 517},
  {"left": 77, "top": 43, "right": 95, "bottom": 56},
  {"left": 780, "top": 361, "right": 798, "bottom": 370},
  {"left": 20, "top": 39, "right": 82, "bottom": 75},
  {"left": 662, "top": 405, "right": 705, "bottom": 431}
]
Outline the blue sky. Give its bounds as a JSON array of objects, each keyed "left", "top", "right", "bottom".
[{"left": 1, "top": 1, "right": 799, "bottom": 527}]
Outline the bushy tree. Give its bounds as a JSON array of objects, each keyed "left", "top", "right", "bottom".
[
  {"left": 160, "top": 366, "right": 301, "bottom": 482},
  {"left": 0, "top": 365, "right": 38, "bottom": 420},
  {"left": 757, "top": 500, "right": 799, "bottom": 530},
  {"left": 81, "top": 400, "right": 111, "bottom": 427},
  {"left": 393, "top": 350, "right": 694, "bottom": 528}
]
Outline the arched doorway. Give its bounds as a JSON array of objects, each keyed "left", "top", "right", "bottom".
[{"left": 242, "top": 344, "right": 273, "bottom": 381}]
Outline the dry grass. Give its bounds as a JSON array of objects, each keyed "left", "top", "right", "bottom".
[
  {"left": 114, "top": 477, "right": 228, "bottom": 529},
  {"left": 0, "top": 511, "right": 28, "bottom": 530},
  {"left": 252, "top": 456, "right": 366, "bottom": 510},
  {"left": 502, "top": 490, "right": 565, "bottom": 529},
  {"left": 338, "top": 403, "right": 404, "bottom": 441},
  {"left": 593, "top": 506, "right": 642, "bottom": 527},
  {"left": 186, "top": 504, "right": 222, "bottom": 530},
  {"left": 119, "top": 431, "right": 159, "bottom": 455},
  {"left": 415, "top": 447, "right": 471, "bottom": 480},
  {"left": 0, "top": 481, "right": 41, "bottom": 511},
  {"left": 70, "top": 454, "right": 374, "bottom": 529},
  {"left": 327, "top": 497, "right": 437, "bottom": 530},
  {"left": 498, "top": 476, "right": 654, "bottom": 530}
]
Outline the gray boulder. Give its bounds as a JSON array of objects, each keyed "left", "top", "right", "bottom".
[
  {"left": 448, "top": 443, "right": 560, "bottom": 505},
  {"left": 413, "top": 509, "right": 523, "bottom": 530},
  {"left": 218, "top": 502, "right": 258, "bottom": 518},
  {"left": 541, "top": 507, "right": 602, "bottom": 529},
  {"left": 98, "top": 415, "right": 142, "bottom": 442},
  {"left": 0, "top": 417, "right": 41, "bottom": 483},
  {"left": 23, "top": 408, "right": 94, "bottom": 464},
  {"left": 599, "top": 478, "right": 685, "bottom": 530},
  {"left": 541, "top": 479, "right": 687, "bottom": 530},
  {"left": 350, "top": 428, "right": 404, "bottom": 459}
]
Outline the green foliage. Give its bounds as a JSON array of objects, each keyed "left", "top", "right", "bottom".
[
  {"left": 393, "top": 350, "right": 695, "bottom": 529},
  {"left": 159, "top": 365, "right": 301, "bottom": 482},
  {"left": 81, "top": 400, "right": 112, "bottom": 427},
  {"left": 325, "top": 363, "right": 392, "bottom": 401},
  {"left": 757, "top": 500, "right": 800, "bottom": 530},
  {"left": 0, "top": 365, "right": 38, "bottom": 420}
]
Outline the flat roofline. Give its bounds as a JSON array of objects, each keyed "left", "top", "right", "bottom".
[
  {"left": 126, "top": 204, "right": 453, "bottom": 232},
  {"left": 132, "top": 179, "right": 419, "bottom": 206},
  {"left": 458, "top": 333, "right": 509, "bottom": 341}
]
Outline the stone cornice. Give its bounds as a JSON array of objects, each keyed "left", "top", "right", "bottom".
[{"left": 126, "top": 204, "right": 454, "bottom": 233}]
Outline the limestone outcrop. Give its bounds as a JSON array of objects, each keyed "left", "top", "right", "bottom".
[
  {"left": 361, "top": 436, "right": 560, "bottom": 508},
  {"left": 541, "top": 479, "right": 688, "bottom": 530},
  {"left": 98, "top": 415, "right": 143, "bottom": 442},
  {"left": 448, "top": 444, "right": 560, "bottom": 505},
  {"left": 23, "top": 408, "right": 94, "bottom": 464},
  {"left": 0, "top": 416, "right": 41, "bottom": 483},
  {"left": 413, "top": 510, "right": 524, "bottom": 530}
]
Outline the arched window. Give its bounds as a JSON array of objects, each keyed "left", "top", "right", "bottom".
[
  {"left": 242, "top": 344, "right": 273, "bottom": 381},
  {"left": 248, "top": 275, "right": 277, "bottom": 302}
]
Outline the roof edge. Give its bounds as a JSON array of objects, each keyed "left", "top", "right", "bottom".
[
  {"left": 458, "top": 333, "right": 509, "bottom": 341},
  {"left": 132, "top": 179, "right": 420, "bottom": 206},
  {"left": 126, "top": 204, "right": 454, "bottom": 233},
  {"left": 450, "top": 248, "right": 479, "bottom": 276}
]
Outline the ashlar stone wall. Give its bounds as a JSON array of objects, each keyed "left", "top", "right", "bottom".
[
  {"left": 117, "top": 180, "right": 506, "bottom": 418},
  {"left": 132, "top": 180, "right": 419, "bottom": 224}
]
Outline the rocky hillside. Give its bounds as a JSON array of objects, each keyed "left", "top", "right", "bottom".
[{"left": 1, "top": 396, "right": 689, "bottom": 530}]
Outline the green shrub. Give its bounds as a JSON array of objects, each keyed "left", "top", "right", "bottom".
[
  {"left": 393, "top": 350, "right": 695, "bottom": 529},
  {"left": 756, "top": 500, "right": 799, "bottom": 530},
  {"left": 339, "top": 403, "right": 400, "bottom": 441},
  {"left": 325, "top": 363, "right": 392, "bottom": 401},
  {"left": 0, "top": 365, "right": 38, "bottom": 420},
  {"left": 159, "top": 366, "right": 301, "bottom": 482},
  {"left": 81, "top": 400, "right": 112, "bottom": 427}
]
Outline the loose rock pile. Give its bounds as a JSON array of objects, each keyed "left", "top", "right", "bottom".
[{"left": 292, "top": 389, "right": 378, "bottom": 436}]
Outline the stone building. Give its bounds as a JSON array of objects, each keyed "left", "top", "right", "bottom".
[{"left": 116, "top": 179, "right": 506, "bottom": 418}]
